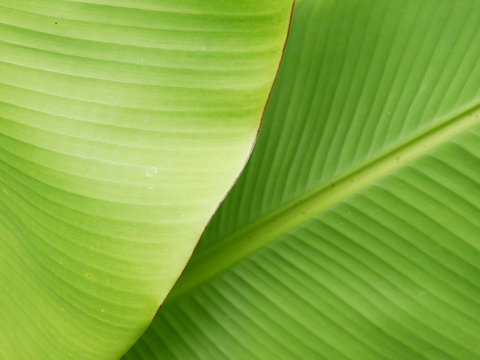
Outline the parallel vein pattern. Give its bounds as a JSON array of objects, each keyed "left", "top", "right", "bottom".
[
  {"left": 0, "top": 1, "right": 293, "bottom": 359},
  {"left": 125, "top": 0, "right": 480, "bottom": 359}
]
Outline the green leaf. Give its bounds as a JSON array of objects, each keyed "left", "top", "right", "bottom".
[
  {"left": 125, "top": 0, "right": 480, "bottom": 358},
  {"left": 0, "top": 1, "right": 293, "bottom": 359}
]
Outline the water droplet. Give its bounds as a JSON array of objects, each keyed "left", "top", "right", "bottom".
[
  {"left": 147, "top": 185, "right": 155, "bottom": 190},
  {"left": 61, "top": 308, "right": 64, "bottom": 311},
  {"left": 59, "top": 261, "right": 62, "bottom": 265},
  {"left": 101, "top": 309, "right": 104, "bottom": 313},
  {"left": 2, "top": 188, "right": 9, "bottom": 196},
  {"left": 145, "top": 167, "right": 158, "bottom": 178}
]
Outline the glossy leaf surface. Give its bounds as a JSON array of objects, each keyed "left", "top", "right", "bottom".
[{"left": 125, "top": 0, "right": 480, "bottom": 358}]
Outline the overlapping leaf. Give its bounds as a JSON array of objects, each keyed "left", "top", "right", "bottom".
[
  {"left": 0, "top": 1, "right": 293, "bottom": 358},
  {"left": 125, "top": 0, "right": 480, "bottom": 358}
]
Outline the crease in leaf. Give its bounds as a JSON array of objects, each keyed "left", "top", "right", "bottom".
[{"left": 170, "top": 103, "right": 480, "bottom": 300}]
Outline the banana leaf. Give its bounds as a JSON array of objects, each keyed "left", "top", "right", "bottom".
[
  {"left": 125, "top": 0, "right": 480, "bottom": 358},
  {"left": 0, "top": 1, "right": 293, "bottom": 358}
]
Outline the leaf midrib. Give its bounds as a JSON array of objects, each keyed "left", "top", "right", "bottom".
[{"left": 167, "top": 103, "right": 480, "bottom": 301}]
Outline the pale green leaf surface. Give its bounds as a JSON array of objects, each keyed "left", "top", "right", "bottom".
[
  {"left": 125, "top": 0, "right": 480, "bottom": 358},
  {"left": 0, "top": 1, "right": 293, "bottom": 359}
]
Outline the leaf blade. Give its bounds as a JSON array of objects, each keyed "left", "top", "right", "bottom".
[
  {"left": 0, "top": 1, "right": 293, "bottom": 358},
  {"left": 126, "top": 0, "right": 480, "bottom": 358}
]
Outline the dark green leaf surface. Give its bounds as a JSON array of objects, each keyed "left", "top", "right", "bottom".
[
  {"left": 0, "top": 1, "right": 293, "bottom": 358},
  {"left": 125, "top": 0, "right": 480, "bottom": 358}
]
